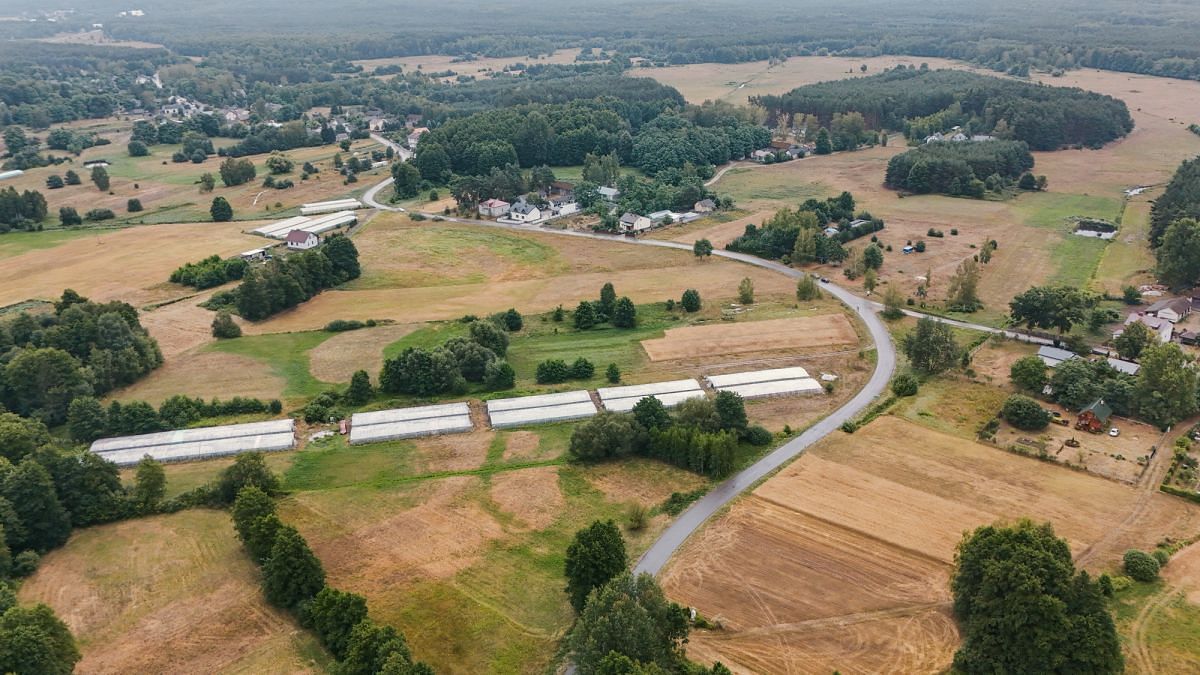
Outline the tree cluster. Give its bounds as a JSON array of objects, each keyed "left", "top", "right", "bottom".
[
  {"left": 228, "top": 235, "right": 360, "bottom": 321},
  {"left": 169, "top": 254, "right": 250, "bottom": 289},
  {"left": 0, "top": 290, "right": 163, "bottom": 424},
  {"left": 379, "top": 318, "right": 517, "bottom": 396},
  {"left": 951, "top": 520, "right": 1122, "bottom": 674},
  {"left": 0, "top": 186, "right": 48, "bottom": 233},
  {"left": 884, "top": 140, "right": 1034, "bottom": 196},
  {"left": 66, "top": 394, "right": 283, "bottom": 443},
  {"left": 1150, "top": 157, "right": 1200, "bottom": 247},
  {"left": 727, "top": 192, "right": 877, "bottom": 263}
]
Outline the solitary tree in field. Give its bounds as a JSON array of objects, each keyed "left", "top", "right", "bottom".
[
  {"left": 564, "top": 520, "right": 627, "bottom": 612},
  {"left": 210, "top": 196, "right": 233, "bottom": 222},
  {"left": 796, "top": 275, "right": 821, "bottom": 301},
  {"left": 693, "top": 238, "right": 713, "bottom": 259},
  {"left": 198, "top": 172, "right": 215, "bottom": 193},
  {"left": 902, "top": 317, "right": 959, "bottom": 374},
  {"left": 680, "top": 289, "right": 702, "bottom": 312},
  {"left": 599, "top": 282, "right": 617, "bottom": 318},
  {"left": 574, "top": 301, "right": 597, "bottom": 330},
  {"left": 881, "top": 285, "right": 904, "bottom": 319},
  {"left": 63, "top": 170, "right": 81, "bottom": 186},
  {"left": 738, "top": 277, "right": 755, "bottom": 304},
  {"left": 211, "top": 310, "right": 241, "bottom": 338}
]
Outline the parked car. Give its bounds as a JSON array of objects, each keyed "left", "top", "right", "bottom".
[{"left": 1109, "top": 427, "right": 1120, "bottom": 437}]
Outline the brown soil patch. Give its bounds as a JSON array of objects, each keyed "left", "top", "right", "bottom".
[
  {"left": 585, "top": 459, "right": 708, "bottom": 505},
  {"left": 109, "top": 350, "right": 284, "bottom": 405},
  {"left": 285, "top": 476, "right": 505, "bottom": 590},
  {"left": 308, "top": 323, "right": 418, "bottom": 382},
  {"left": 136, "top": 290, "right": 231, "bottom": 360},
  {"left": 0, "top": 221, "right": 266, "bottom": 308},
  {"left": 489, "top": 466, "right": 565, "bottom": 530},
  {"left": 652, "top": 211, "right": 774, "bottom": 248},
  {"left": 661, "top": 416, "right": 1200, "bottom": 672},
  {"left": 502, "top": 431, "right": 543, "bottom": 461},
  {"left": 18, "top": 510, "right": 323, "bottom": 674},
  {"left": 642, "top": 314, "right": 857, "bottom": 361},
  {"left": 410, "top": 431, "right": 493, "bottom": 473},
  {"left": 969, "top": 340, "right": 1036, "bottom": 386}
]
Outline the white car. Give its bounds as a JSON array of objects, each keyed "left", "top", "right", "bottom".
[{"left": 1109, "top": 427, "right": 1120, "bottom": 437}]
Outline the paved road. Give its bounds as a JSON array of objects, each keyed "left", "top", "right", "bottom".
[{"left": 362, "top": 176, "right": 402, "bottom": 212}]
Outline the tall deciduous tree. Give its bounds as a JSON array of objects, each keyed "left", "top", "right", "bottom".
[
  {"left": 612, "top": 297, "right": 637, "bottom": 328},
  {"left": 1009, "top": 286, "right": 1093, "bottom": 333},
  {"left": 568, "top": 573, "right": 690, "bottom": 672},
  {"left": 564, "top": 520, "right": 628, "bottom": 612},
  {"left": 305, "top": 587, "right": 369, "bottom": 660},
  {"left": 1155, "top": 218, "right": 1200, "bottom": 288},
  {"left": 1, "top": 459, "right": 71, "bottom": 552},
  {"left": 133, "top": 455, "right": 165, "bottom": 512},
  {"left": 262, "top": 525, "right": 326, "bottom": 608},
  {"left": 1135, "top": 343, "right": 1199, "bottom": 427},
  {"left": 902, "top": 318, "right": 960, "bottom": 374},
  {"left": 0, "top": 604, "right": 81, "bottom": 675},
  {"left": 210, "top": 196, "right": 233, "bottom": 222},
  {"left": 1113, "top": 320, "right": 1153, "bottom": 360},
  {"left": 1009, "top": 355, "right": 1048, "bottom": 393}
]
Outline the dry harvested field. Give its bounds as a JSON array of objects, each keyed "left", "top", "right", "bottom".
[
  {"left": 0, "top": 220, "right": 266, "bottom": 308},
  {"left": 639, "top": 59, "right": 1200, "bottom": 323},
  {"left": 641, "top": 314, "right": 857, "bottom": 361},
  {"left": 112, "top": 351, "right": 284, "bottom": 405},
  {"left": 246, "top": 217, "right": 797, "bottom": 333},
  {"left": 661, "top": 416, "right": 1200, "bottom": 674},
  {"left": 308, "top": 323, "right": 418, "bottom": 382},
  {"left": 18, "top": 509, "right": 328, "bottom": 674},
  {"left": 35, "top": 30, "right": 166, "bottom": 49},
  {"left": 648, "top": 209, "right": 774, "bottom": 248},
  {"left": 353, "top": 48, "right": 583, "bottom": 80}
]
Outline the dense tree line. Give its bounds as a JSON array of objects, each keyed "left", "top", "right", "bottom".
[
  {"left": 229, "top": 478, "right": 433, "bottom": 673},
  {"left": 885, "top": 140, "right": 1034, "bottom": 196},
  {"left": 225, "top": 235, "right": 360, "bottom": 321},
  {"left": 67, "top": 394, "right": 284, "bottom": 443},
  {"left": 631, "top": 114, "right": 770, "bottom": 176},
  {"left": 1150, "top": 157, "right": 1200, "bottom": 247},
  {"left": 219, "top": 121, "right": 324, "bottom": 158},
  {"left": 170, "top": 254, "right": 250, "bottom": 289},
  {"left": 754, "top": 67, "right": 1133, "bottom": 150},
  {"left": 0, "top": 290, "right": 163, "bottom": 424},
  {"left": 0, "top": 186, "right": 48, "bottom": 232},
  {"left": 727, "top": 192, "right": 879, "bottom": 262},
  {"left": 568, "top": 391, "right": 770, "bottom": 479}
]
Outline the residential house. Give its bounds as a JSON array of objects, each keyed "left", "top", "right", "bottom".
[
  {"left": 366, "top": 116, "right": 390, "bottom": 132},
  {"left": 751, "top": 149, "right": 775, "bottom": 162},
  {"left": 1037, "top": 345, "right": 1079, "bottom": 368},
  {"left": 478, "top": 199, "right": 511, "bottom": 218},
  {"left": 618, "top": 212, "right": 652, "bottom": 235},
  {"left": 1075, "top": 399, "right": 1112, "bottom": 433},
  {"left": 648, "top": 210, "right": 674, "bottom": 224},
  {"left": 822, "top": 226, "right": 840, "bottom": 238},
  {"left": 546, "top": 181, "right": 575, "bottom": 198},
  {"left": 285, "top": 230, "right": 319, "bottom": 251},
  {"left": 598, "top": 186, "right": 620, "bottom": 202},
  {"left": 405, "top": 114, "right": 423, "bottom": 128},
  {"left": 1115, "top": 313, "right": 1173, "bottom": 344},
  {"left": 240, "top": 248, "right": 268, "bottom": 262},
  {"left": 694, "top": 199, "right": 716, "bottom": 213},
  {"left": 407, "top": 127, "right": 429, "bottom": 148},
  {"left": 1145, "top": 297, "right": 1191, "bottom": 323},
  {"left": 971, "top": 134, "right": 996, "bottom": 142},
  {"left": 550, "top": 200, "right": 579, "bottom": 217},
  {"left": 949, "top": 132, "right": 969, "bottom": 142},
  {"left": 509, "top": 200, "right": 542, "bottom": 223},
  {"left": 924, "top": 132, "right": 945, "bottom": 144}
]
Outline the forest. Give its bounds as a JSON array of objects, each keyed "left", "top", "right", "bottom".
[
  {"left": 753, "top": 67, "right": 1133, "bottom": 150},
  {"left": 1150, "top": 157, "right": 1200, "bottom": 246},
  {"left": 885, "top": 140, "right": 1035, "bottom": 196}
]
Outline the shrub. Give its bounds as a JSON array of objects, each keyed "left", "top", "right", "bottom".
[
  {"left": 126, "top": 198, "right": 143, "bottom": 212},
  {"left": 626, "top": 503, "right": 649, "bottom": 531},
  {"left": 570, "top": 357, "right": 595, "bottom": 380},
  {"left": 681, "top": 289, "right": 702, "bottom": 312},
  {"left": 915, "top": 240, "right": 926, "bottom": 252},
  {"left": 12, "top": 550, "right": 40, "bottom": 577},
  {"left": 501, "top": 308, "right": 523, "bottom": 331},
  {"left": 84, "top": 208, "right": 115, "bottom": 221},
  {"left": 744, "top": 425, "right": 772, "bottom": 446},
  {"left": 324, "top": 319, "right": 366, "bottom": 332},
  {"left": 606, "top": 363, "right": 621, "bottom": 383},
  {"left": 536, "top": 359, "right": 571, "bottom": 384},
  {"left": 484, "top": 360, "right": 516, "bottom": 390},
  {"left": 1152, "top": 549, "right": 1170, "bottom": 567},
  {"left": 212, "top": 311, "right": 242, "bottom": 339},
  {"left": 1001, "top": 395, "right": 1050, "bottom": 430},
  {"left": 892, "top": 373, "right": 919, "bottom": 397},
  {"left": 1123, "top": 549, "right": 1160, "bottom": 582}
]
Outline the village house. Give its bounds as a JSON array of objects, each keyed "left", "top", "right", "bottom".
[
  {"left": 407, "top": 127, "right": 429, "bottom": 148},
  {"left": 285, "top": 230, "right": 319, "bottom": 251},
  {"left": 1075, "top": 399, "right": 1112, "bottom": 434},
  {"left": 366, "top": 115, "right": 391, "bottom": 132},
  {"left": 598, "top": 186, "right": 620, "bottom": 202},
  {"left": 550, "top": 200, "right": 579, "bottom": 217},
  {"left": 1145, "top": 297, "right": 1192, "bottom": 323},
  {"left": 509, "top": 200, "right": 542, "bottom": 223},
  {"left": 478, "top": 198, "right": 511, "bottom": 218},
  {"left": 545, "top": 181, "right": 575, "bottom": 199},
  {"left": 694, "top": 198, "right": 716, "bottom": 213},
  {"left": 405, "top": 114, "right": 423, "bottom": 128},
  {"left": 1115, "top": 313, "right": 1173, "bottom": 344},
  {"left": 1105, "top": 357, "right": 1141, "bottom": 376},
  {"left": 751, "top": 149, "right": 776, "bottom": 163},
  {"left": 619, "top": 212, "right": 652, "bottom": 235}
]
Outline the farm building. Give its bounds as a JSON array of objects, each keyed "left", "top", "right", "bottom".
[
  {"left": 706, "top": 367, "right": 823, "bottom": 400},
  {"left": 1037, "top": 345, "right": 1079, "bottom": 368},
  {"left": 349, "top": 402, "right": 473, "bottom": 444},
  {"left": 90, "top": 419, "right": 296, "bottom": 466},
  {"left": 550, "top": 200, "right": 579, "bottom": 217},
  {"left": 252, "top": 211, "right": 358, "bottom": 240},
  {"left": 1106, "top": 357, "right": 1140, "bottom": 376},
  {"left": 240, "top": 248, "right": 268, "bottom": 261},
  {"left": 0, "top": 169, "right": 24, "bottom": 181},
  {"left": 1145, "top": 297, "right": 1191, "bottom": 323},
  {"left": 478, "top": 198, "right": 511, "bottom": 217},
  {"left": 1075, "top": 399, "right": 1112, "bottom": 433},
  {"left": 486, "top": 391, "right": 597, "bottom": 429},
  {"left": 694, "top": 199, "right": 716, "bottom": 213},
  {"left": 598, "top": 379, "right": 705, "bottom": 412},
  {"left": 286, "top": 230, "right": 319, "bottom": 250},
  {"left": 300, "top": 198, "right": 363, "bottom": 216}
]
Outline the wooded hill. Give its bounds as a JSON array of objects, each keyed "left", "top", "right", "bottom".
[
  {"left": 885, "top": 140, "right": 1035, "bottom": 195},
  {"left": 753, "top": 68, "right": 1133, "bottom": 150},
  {"left": 1151, "top": 157, "right": 1200, "bottom": 246}
]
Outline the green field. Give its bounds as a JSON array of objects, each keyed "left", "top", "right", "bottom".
[
  {"left": 0, "top": 227, "right": 101, "bottom": 260},
  {"left": 208, "top": 330, "right": 337, "bottom": 397}
]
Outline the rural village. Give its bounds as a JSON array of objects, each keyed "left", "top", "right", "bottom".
[{"left": 3, "top": 2, "right": 1200, "bottom": 674}]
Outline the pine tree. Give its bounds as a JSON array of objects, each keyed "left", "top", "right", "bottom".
[
  {"left": 346, "top": 370, "right": 373, "bottom": 405},
  {"left": 210, "top": 196, "right": 233, "bottom": 222},
  {"left": 612, "top": 297, "right": 637, "bottom": 328}
]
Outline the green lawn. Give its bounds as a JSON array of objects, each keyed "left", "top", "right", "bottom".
[
  {"left": 1112, "top": 579, "right": 1200, "bottom": 672},
  {"left": 715, "top": 166, "right": 830, "bottom": 206},
  {"left": 0, "top": 227, "right": 101, "bottom": 259},
  {"left": 208, "top": 330, "right": 337, "bottom": 398}
]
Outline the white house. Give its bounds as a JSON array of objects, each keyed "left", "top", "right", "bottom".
[
  {"left": 550, "top": 200, "right": 579, "bottom": 217},
  {"left": 1115, "top": 313, "right": 1173, "bottom": 344},
  {"left": 478, "top": 199, "right": 511, "bottom": 217},
  {"left": 619, "top": 212, "right": 651, "bottom": 234},
  {"left": 598, "top": 186, "right": 620, "bottom": 202},
  {"left": 509, "top": 200, "right": 542, "bottom": 223},
  {"left": 285, "top": 230, "right": 319, "bottom": 251},
  {"left": 1145, "top": 297, "right": 1191, "bottom": 324},
  {"left": 407, "top": 127, "right": 429, "bottom": 148}
]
